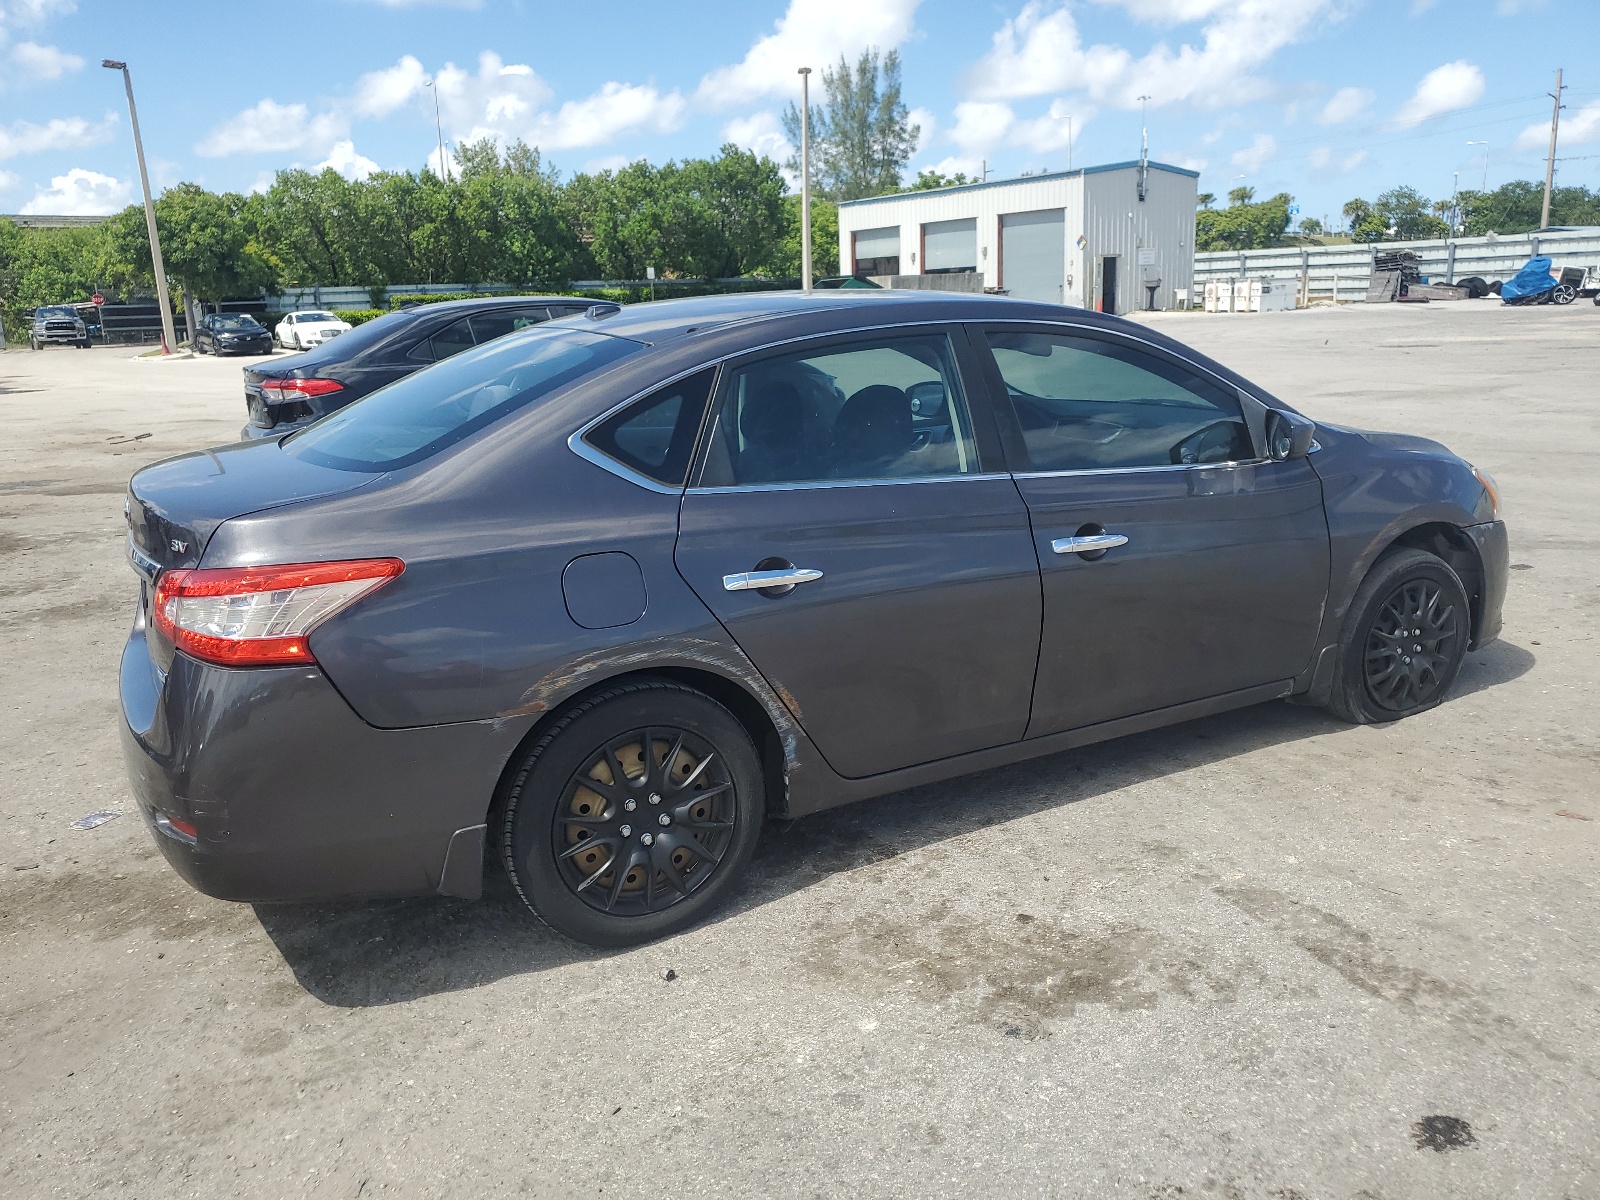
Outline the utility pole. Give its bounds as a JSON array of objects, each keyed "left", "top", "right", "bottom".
[
  {"left": 798, "top": 67, "right": 812, "bottom": 293},
  {"left": 103, "top": 59, "right": 177, "bottom": 355},
  {"left": 1137, "top": 94, "right": 1151, "bottom": 201},
  {"left": 1541, "top": 68, "right": 1564, "bottom": 230}
]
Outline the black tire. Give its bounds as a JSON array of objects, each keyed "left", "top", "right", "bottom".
[
  {"left": 1553, "top": 283, "right": 1578, "bottom": 306},
  {"left": 501, "top": 681, "right": 765, "bottom": 947},
  {"left": 1327, "top": 548, "right": 1470, "bottom": 725}
]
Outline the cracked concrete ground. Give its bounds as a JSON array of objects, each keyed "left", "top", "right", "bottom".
[{"left": 1, "top": 301, "right": 1596, "bottom": 1199}]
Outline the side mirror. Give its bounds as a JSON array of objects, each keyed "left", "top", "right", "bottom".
[{"left": 1266, "top": 409, "right": 1316, "bottom": 461}]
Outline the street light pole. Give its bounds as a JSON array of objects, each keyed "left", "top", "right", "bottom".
[
  {"left": 798, "top": 67, "right": 812, "bottom": 293},
  {"left": 1467, "top": 140, "right": 1489, "bottom": 193},
  {"left": 103, "top": 59, "right": 176, "bottom": 355},
  {"left": 424, "top": 75, "right": 449, "bottom": 182}
]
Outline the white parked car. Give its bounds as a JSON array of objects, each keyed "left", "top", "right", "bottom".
[{"left": 274, "top": 310, "right": 353, "bottom": 350}]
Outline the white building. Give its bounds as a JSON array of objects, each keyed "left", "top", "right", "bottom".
[{"left": 836, "top": 161, "right": 1199, "bottom": 314}]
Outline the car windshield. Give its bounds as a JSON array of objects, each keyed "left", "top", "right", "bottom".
[
  {"left": 299, "top": 311, "right": 338, "bottom": 323},
  {"left": 38, "top": 306, "right": 77, "bottom": 318},
  {"left": 283, "top": 326, "right": 642, "bottom": 472},
  {"left": 213, "top": 315, "right": 260, "bottom": 330}
]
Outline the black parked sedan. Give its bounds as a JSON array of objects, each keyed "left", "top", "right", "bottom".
[
  {"left": 241, "top": 294, "right": 594, "bottom": 439},
  {"left": 194, "top": 313, "right": 273, "bottom": 356},
  {"left": 122, "top": 291, "right": 1508, "bottom": 946}
]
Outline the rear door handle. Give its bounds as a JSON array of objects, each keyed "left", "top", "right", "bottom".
[
  {"left": 723, "top": 567, "right": 824, "bottom": 592},
  {"left": 1051, "top": 533, "right": 1129, "bottom": 555}
]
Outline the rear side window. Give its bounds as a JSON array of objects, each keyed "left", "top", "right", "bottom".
[
  {"left": 470, "top": 307, "right": 550, "bottom": 343},
  {"left": 581, "top": 368, "right": 716, "bottom": 488},
  {"left": 430, "top": 317, "right": 476, "bottom": 362},
  {"left": 285, "top": 328, "right": 642, "bottom": 471},
  {"left": 985, "top": 330, "right": 1254, "bottom": 472}
]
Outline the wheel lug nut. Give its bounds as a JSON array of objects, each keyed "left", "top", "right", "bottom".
[
  {"left": 619, "top": 824, "right": 632, "bottom": 837},
  {"left": 1403, "top": 656, "right": 1411, "bottom": 664},
  {"left": 624, "top": 798, "right": 637, "bottom": 811},
  {"left": 640, "top": 832, "right": 655, "bottom": 846},
  {"left": 658, "top": 813, "right": 671, "bottom": 826},
  {"left": 649, "top": 793, "right": 662, "bottom": 806}
]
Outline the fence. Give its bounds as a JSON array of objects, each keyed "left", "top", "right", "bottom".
[
  {"left": 1193, "top": 228, "right": 1600, "bottom": 304},
  {"left": 267, "top": 278, "right": 798, "bottom": 312}
]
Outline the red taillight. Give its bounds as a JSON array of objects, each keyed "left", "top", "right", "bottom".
[
  {"left": 260, "top": 377, "right": 344, "bottom": 403},
  {"left": 166, "top": 815, "right": 197, "bottom": 839},
  {"left": 152, "top": 558, "right": 404, "bottom": 667}
]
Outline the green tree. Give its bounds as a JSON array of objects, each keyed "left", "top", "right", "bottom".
[
  {"left": 1195, "top": 191, "right": 1293, "bottom": 251},
  {"left": 782, "top": 49, "right": 919, "bottom": 200},
  {"left": 0, "top": 221, "right": 114, "bottom": 341},
  {"left": 909, "top": 169, "right": 975, "bottom": 191},
  {"left": 1197, "top": 192, "right": 1215, "bottom": 209},
  {"left": 758, "top": 194, "right": 839, "bottom": 279},
  {"left": 1342, "top": 198, "right": 1386, "bottom": 242},
  {"left": 1373, "top": 186, "right": 1447, "bottom": 241},
  {"left": 1458, "top": 180, "right": 1600, "bottom": 235},
  {"left": 105, "top": 184, "right": 277, "bottom": 302},
  {"left": 1297, "top": 216, "right": 1324, "bottom": 235},
  {"left": 1228, "top": 186, "right": 1254, "bottom": 206}
]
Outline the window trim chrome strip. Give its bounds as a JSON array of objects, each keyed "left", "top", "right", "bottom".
[
  {"left": 566, "top": 315, "right": 1294, "bottom": 493},
  {"left": 689, "top": 472, "right": 1013, "bottom": 496}
]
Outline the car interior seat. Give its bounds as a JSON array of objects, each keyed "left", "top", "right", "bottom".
[{"left": 832, "top": 385, "right": 914, "bottom": 477}]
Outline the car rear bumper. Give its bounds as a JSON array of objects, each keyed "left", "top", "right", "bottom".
[
  {"left": 1466, "top": 519, "right": 1508, "bottom": 648},
  {"left": 119, "top": 618, "right": 519, "bottom": 903}
]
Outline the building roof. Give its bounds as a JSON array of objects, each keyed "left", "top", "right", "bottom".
[
  {"left": 1, "top": 213, "right": 111, "bottom": 228},
  {"left": 838, "top": 160, "right": 1201, "bottom": 209}
]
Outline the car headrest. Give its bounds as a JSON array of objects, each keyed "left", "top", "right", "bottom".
[
  {"left": 740, "top": 381, "right": 806, "bottom": 449},
  {"left": 834, "top": 385, "right": 912, "bottom": 464}
]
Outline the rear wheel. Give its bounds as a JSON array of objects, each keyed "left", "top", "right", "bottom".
[
  {"left": 1553, "top": 283, "right": 1578, "bottom": 305},
  {"left": 1327, "top": 548, "right": 1470, "bottom": 724},
  {"left": 501, "top": 681, "right": 765, "bottom": 947}
]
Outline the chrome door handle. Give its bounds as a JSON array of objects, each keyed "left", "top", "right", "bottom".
[
  {"left": 1051, "top": 533, "right": 1129, "bottom": 555},
  {"left": 723, "top": 567, "right": 824, "bottom": 592}
]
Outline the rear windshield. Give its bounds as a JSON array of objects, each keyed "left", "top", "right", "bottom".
[{"left": 283, "top": 326, "right": 641, "bottom": 471}]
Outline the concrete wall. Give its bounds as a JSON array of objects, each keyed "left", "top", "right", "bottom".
[{"left": 1192, "top": 228, "right": 1600, "bottom": 303}]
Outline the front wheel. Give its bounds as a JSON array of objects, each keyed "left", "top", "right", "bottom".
[
  {"left": 1327, "top": 548, "right": 1470, "bottom": 724},
  {"left": 1553, "top": 283, "right": 1578, "bottom": 305},
  {"left": 501, "top": 681, "right": 765, "bottom": 947}
]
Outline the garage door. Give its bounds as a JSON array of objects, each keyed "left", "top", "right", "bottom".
[{"left": 1000, "top": 209, "right": 1066, "bottom": 304}]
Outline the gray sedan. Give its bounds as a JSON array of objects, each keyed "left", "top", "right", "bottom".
[{"left": 120, "top": 291, "right": 1508, "bottom": 946}]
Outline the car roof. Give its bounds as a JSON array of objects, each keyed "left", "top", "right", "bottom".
[
  {"left": 540, "top": 288, "right": 1146, "bottom": 346},
  {"left": 392, "top": 294, "right": 584, "bottom": 316}
]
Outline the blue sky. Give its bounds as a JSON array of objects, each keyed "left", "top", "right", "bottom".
[{"left": 2, "top": 0, "right": 1596, "bottom": 229}]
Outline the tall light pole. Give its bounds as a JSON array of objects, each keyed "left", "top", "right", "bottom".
[
  {"left": 103, "top": 59, "right": 176, "bottom": 355},
  {"left": 1467, "top": 140, "right": 1489, "bottom": 193},
  {"left": 424, "top": 75, "right": 449, "bottom": 182},
  {"left": 798, "top": 67, "right": 812, "bottom": 293}
]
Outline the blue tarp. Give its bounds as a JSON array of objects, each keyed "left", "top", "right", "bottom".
[{"left": 1502, "top": 255, "right": 1555, "bottom": 301}]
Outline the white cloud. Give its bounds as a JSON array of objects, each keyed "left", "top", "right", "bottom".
[
  {"left": 19, "top": 167, "right": 130, "bottom": 215},
  {"left": 581, "top": 154, "right": 631, "bottom": 174},
  {"left": 1230, "top": 132, "right": 1276, "bottom": 173},
  {"left": 722, "top": 111, "right": 791, "bottom": 162},
  {"left": 316, "top": 139, "right": 380, "bottom": 179},
  {"left": 1010, "top": 97, "right": 1094, "bottom": 153},
  {"left": 0, "top": 168, "right": 18, "bottom": 192},
  {"left": 0, "top": 111, "right": 115, "bottom": 160},
  {"left": 195, "top": 99, "right": 347, "bottom": 157},
  {"left": 522, "top": 81, "right": 686, "bottom": 151},
  {"left": 917, "top": 154, "right": 984, "bottom": 181},
  {"left": 1392, "top": 60, "right": 1484, "bottom": 129},
  {"left": 1319, "top": 86, "right": 1373, "bottom": 125},
  {"left": 948, "top": 101, "right": 1015, "bottom": 156},
  {"left": 906, "top": 106, "right": 937, "bottom": 153},
  {"left": 1519, "top": 97, "right": 1600, "bottom": 152},
  {"left": 353, "top": 54, "right": 429, "bottom": 118},
  {"left": 1308, "top": 145, "right": 1365, "bottom": 174},
  {"left": 967, "top": 0, "right": 1341, "bottom": 110},
  {"left": 696, "top": 0, "right": 921, "bottom": 107},
  {"left": 10, "top": 40, "right": 81, "bottom": 79}
]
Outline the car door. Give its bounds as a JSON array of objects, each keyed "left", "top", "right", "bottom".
[
  {"left": 673, "top": 327, "right": 1042, "bottom": 779},
  {"left": 974, "top": 323, "right": 1330, "bottom": 737}
]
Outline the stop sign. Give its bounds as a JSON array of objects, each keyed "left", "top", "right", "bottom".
[{"left": 91, "top": 293, "right": 105, "bottom": 306}]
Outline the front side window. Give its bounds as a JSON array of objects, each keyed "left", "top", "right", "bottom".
[
  {"left": 985, "top": 330, "right": 1254, "bottom": 472},
  {"left": 285, "top": 328, "right": 641, "bottom": 471},
  {"left": 697, "top": 334, "right": 978, "bottom": 487},
  {"left": 582, "top": 368, "right": 716, "bottom": 488}
]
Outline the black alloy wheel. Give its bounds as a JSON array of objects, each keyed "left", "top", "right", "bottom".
[
  {"left": 1328, "top": 548, "right": 1470, "bottom": 724},
  {"left": 501, "top": 681, "right": 765, "bottom": 947},
  {"left": 554, "top": 725, "right": 736, "bottom": 915}
]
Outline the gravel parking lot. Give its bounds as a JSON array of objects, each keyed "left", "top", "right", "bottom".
[{"left": 2, "top": 301, "right": 1596, "bottom": 1199}]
